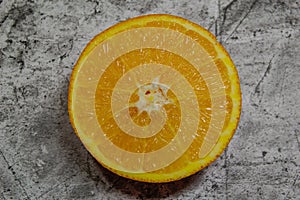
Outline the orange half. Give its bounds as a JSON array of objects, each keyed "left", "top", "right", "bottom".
[{"left": 68, "top": 14, "right": 241, "bottom": 183}]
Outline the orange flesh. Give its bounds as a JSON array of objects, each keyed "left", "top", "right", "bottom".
[{"left": 68, "top": 14, "right": 241, "bottom": 182}]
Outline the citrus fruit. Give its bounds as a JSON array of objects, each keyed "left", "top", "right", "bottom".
[{"left": 68, "top": 14, "right": 241, "bottom": 183}]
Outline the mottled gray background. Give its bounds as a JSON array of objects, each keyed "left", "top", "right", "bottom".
[{"left": 0, "top": 0, "right": 299, "bottom": 199}]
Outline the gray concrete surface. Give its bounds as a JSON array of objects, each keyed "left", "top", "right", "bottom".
[{"left": 0, "top": 0, "right": 299, "bottom": 199}]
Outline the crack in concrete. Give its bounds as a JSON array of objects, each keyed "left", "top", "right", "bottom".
[
  {"left": 105, "top": 177, "right": 121, "bottom": 192},
  {"left": 0, "top": 12, "right": 9, "bottom": 25},
  {"left": 254, "top": 55, "right": 274, "bottom": 93},
  {"left": 86, "top": 151, "right": 92, "bottom": 178},
  {"left": 224, "top": 149, "right": 228, "bottom": 200},
  {"left": 251, "top": 54, "right": 275, "bottom": 107},
  {"left": 227, "top": 179, "right": 295, "bottom": 186},
  {"left": 263, "top": 109, "right": 286, "bottom": 121},
  {"left": 0, "top": 150, "right": 30, "bottom": 200},
  {"left": 0, "top": 0, "right": 15, "bottom": 24},
  {"left": 13, "top": 86, "right": 19, "bottom": 104},
  {"left": 36, "top": 175, "right": 77, "bottom": 199},
  {"left": 283, "top": 173, "right": 299, "bottom": 200},
  {"left": 295, "top": 129, "right": 300, "bottom": 153},
  {"left": 85, "top": 152, "right": 102, "bottom": 184},
  {"left": 219, "top": 0, "right": 238, "bottom": 38},
  {"left": 224, "top": 0, "right": 258, "bottom": 43},
  {"left": 231, "top": 159, "right": 299, "bottom": 167},
  {"left": 278, "top": 65, "right": 288, "bottom": 108},
  {"left": 207, "top": 19, "right": 217, "bottom": 33},
  {"left": 215, "top": 0, "right": 221, "bottom": 39}
]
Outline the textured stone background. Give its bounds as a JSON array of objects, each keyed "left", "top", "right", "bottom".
[{"left": 0, "top": 0, "right": 299, "bottom": 199}]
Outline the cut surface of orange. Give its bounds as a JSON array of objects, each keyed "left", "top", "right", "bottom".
[{"left": 68, "top": 14, "right": 241, "bottom": 183}]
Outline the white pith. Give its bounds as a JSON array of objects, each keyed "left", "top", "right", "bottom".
[{"left": 133, "top": 77, "right": 173, "bottom": 115}]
